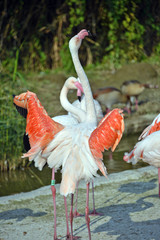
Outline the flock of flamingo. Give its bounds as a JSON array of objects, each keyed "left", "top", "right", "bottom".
[{"left": 13, "top": 29, "right": 160, "bottom": 240}]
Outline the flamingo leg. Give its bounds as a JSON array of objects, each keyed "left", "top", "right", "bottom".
[
  {"left": 85, "top": 182, "right": 91, "bottom": 240},
  {"left": 89, "top": 181, "right": 103, "bottom": 216},
  {"left": 70, "top": 194, "right": 74, "bottom": 240},
  {"left": 51, "top": 168, "right": 60, "bottom": 240},
  {"left": 70, "top": 194, "right": 81, "bottom": 240},
  {"left": 64, "top": 197, "right": 71, "bottom": 239},
  {"left": 158, "top": 168, "right": 160, "bottom": 198},
  {"left": 73, "top": 181, "right": 83, "bottom": 217}
]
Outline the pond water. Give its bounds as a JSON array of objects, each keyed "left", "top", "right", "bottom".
[{"left": 0, "top": 133, "right": 148, "bottom": 196}]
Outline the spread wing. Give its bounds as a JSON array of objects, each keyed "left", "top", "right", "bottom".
[
  {"left": 89, "top": 109, "right": 124, "bottom": 161},
  {"left": 13, "top": 92, "right": 64, "bottom": 169}
]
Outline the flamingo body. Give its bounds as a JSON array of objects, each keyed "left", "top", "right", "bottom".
[
  {"left": 14, "top": 30, "right": 125, "bottom": 239},
  {"left": 124, "top": 131, "right": 160, "bottom": 168},
  {"left": 124, "top": 113, "right": 160, "bottom": 197},
  {"left": 14, "top": 90, "right": 124, "bottom": 197},
  {"left": 46, "top": 108, "right": 124, "bottom": 196}
]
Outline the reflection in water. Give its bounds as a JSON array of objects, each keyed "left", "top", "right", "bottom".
[{"left": 0, "top": 133, "right": 148, "bottom": 196}]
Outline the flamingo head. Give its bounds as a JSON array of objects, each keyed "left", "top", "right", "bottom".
[
  {"left": 65, "top": 77, "right": 84, "bottom": 101},
  {"left": 69, "top": 29, "right": 90, "bottom": 52},
  {"left": 13, "top": 91, "right": 36, "bottom": 109}
]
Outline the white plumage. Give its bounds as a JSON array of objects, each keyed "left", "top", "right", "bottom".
[
  {"left": 69, "top": 95, "right": 103, "bottom": 123},
  {"left": 46, "top": 122, "right": 106, "bottom": 196},
  {"left": 124, "top": 130, "right": 160, "bottom": 168}
]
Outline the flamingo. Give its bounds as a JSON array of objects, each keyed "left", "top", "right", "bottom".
[
  {"left": 124, "top": 113, "right": 160, "bottom": 198},
  {"left": 13, "top": 77, "right": 84, "bottom": 240},
  {"left": 14, "top": 90, "right": 124, "bottom": 240},
  {"left": 13, "top": 30, "right": 125, "bottom": 240},
  {"left": 67, "top": 87, "right": 103, "bottom": 217},
  {"left": 43, "top": 29, "right": 124, "bottom": 239},
  {"left": 58, "top": 78, "right": 103, "bottom": 217}
]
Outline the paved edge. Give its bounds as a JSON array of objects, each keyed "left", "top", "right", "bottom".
[{"left": 0, "top": 166, "right": 157, "bottom": 205}]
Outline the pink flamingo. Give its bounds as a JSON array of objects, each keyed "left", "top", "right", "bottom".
[
  {"left": 124, "top": 113, "right": 160, "bottom": 198},
  {"left": 14, "top": 92, "right": 124, "bottom": 240},
  {"left": 44, "top": 29, "right": 124, "bottom": 239},
  {"left": 14, "top": 30, "right": 125, "bottom": 240},
  {"left": 13, "top": 77, "right": 84, "bottom": 240}
]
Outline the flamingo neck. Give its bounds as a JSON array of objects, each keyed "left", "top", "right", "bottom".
[
  {"left": 71, "top": 50, "right": 97, "bottom": 124},
  {"left": 60, "top": 84, "right": 86, "bottom": 122}
]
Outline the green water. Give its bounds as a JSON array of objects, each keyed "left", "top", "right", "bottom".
[{"left": 0, "top": 133, "right": 147, "bottom": 196}]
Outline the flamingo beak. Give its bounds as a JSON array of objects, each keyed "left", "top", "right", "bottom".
[
  {"left": 87, "top": 30, "right": 92, "bottom": 36},
  {"left": 74, "top": 82, "right": 84, "bottom": 102}
]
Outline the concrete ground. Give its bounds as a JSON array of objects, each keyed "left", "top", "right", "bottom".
[{"left": 0, "top": 166, "right": 160, "bottom": 240}]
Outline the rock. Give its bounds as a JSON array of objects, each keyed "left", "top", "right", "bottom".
[{"left": 110, "top": 62, "right": 158, "bottom": 88}]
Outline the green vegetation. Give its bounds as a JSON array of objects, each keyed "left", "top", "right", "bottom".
[
  {"left": 0, "top": 73, "right": 28, "bottom": 171},
  {"left": 1, "top": 0, "right": 160, "bottom": 73},
  {"left": 0, "top": 0, "right": 160, "bottom": 170}
]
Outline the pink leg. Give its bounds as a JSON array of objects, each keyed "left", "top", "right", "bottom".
[
  {"left": 158, "top": 168, "right": 160, "bottom": 198},
  {"left": 73, "top": 181, "right": 83, "bottom": 217},
  {"left": 90, "top": 181, "right": 103, "bottom": 216},
  {"left": 64, "top": 197, "right": 70, "bottom": 239},
  {"left": 70, "top": 194, "right": 74, "bottom": 240},
  {"left": 70, "top": 194, "right": 81, "bottom": 240},
  {"left": 51, "top": 168, "right": 60, "bottom": 240},
  {"left": 86, "top": 183, "right": 91, "bottom": 240}
]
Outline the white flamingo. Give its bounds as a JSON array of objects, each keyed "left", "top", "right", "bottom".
[
  {"left": 44, "top": 29, "right": 124, "bottom": 239},
  {"left": 13, "top": 77, "right": 84, "bottom": 240},
  {"left": 13, "top": 30, "right": 124, "bottom": 240},
  {"left": 124, "top": 113, "right": 160, "bottom": 198}
]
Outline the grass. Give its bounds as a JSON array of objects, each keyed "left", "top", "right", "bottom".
[{"left": 0, "top": 73, "right": 28, "bottom": 171}]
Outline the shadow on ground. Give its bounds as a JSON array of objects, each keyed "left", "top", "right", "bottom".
[{"left": 0, "top": 208, "right": 46, "bottom": 221}]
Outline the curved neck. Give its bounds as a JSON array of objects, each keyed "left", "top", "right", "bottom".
[
  {"left": 71, "top": 50, "right": 97, "bottom": 124},
  {"left": 60, "top": 84, "right": 86, "bottom": 122}
]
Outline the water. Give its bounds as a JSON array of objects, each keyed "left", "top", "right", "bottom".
[{"left": 0, "top": 133, "right": 148, "bottom": 196}]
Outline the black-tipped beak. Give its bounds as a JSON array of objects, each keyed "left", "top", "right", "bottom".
[
  {"left": 13, "top": 94, "right": 16, "bottom": 98},
  {"left": 78, "top": 96, "right": 81, "bottom": 102},
  {"left": 87, "top": 30, "right": 92, "bottom": 37}
]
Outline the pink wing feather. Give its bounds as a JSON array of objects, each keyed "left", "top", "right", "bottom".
[
  {"left": 124, "top": 113, "right": 160, "bottom": 163},
  {"left": 138, "top": 113, "right": 160, "bottom": 140},
  {"left": 89, "top": 109, "right": 124, "bottom": 175},
  {"left": 14, "top": 91, "right": 64, "bottom": 160}
]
